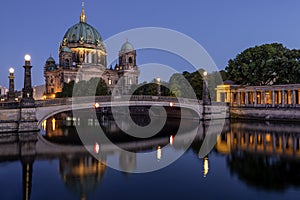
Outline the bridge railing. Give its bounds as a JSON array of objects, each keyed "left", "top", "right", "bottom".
[
  {"left": 0, "top": 101, "right": 20, "bottom": 109},
  {"left": 35, "top": 95, "right": 228, "bottom": 107}
]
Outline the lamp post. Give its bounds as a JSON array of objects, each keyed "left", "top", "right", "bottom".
[
  {"left": 156, "top": 77, "right": 161, "bottom": 96},
  {"left": 8, "top": 67, "right": 15, "bottom": 101},
  {"left": 202, "top": 71, "right": 211, "bottom": 105},
  {"left": 21, "top": 54, "right": 35, "bottom": 107}
]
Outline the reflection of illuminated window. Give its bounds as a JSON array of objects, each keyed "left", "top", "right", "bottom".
[
  {"left": 156, "top": 146, "right": 162, "bottom": 160},
  {"left": 52, "top": 118, "right": 56, "bottom": 131},
  {"left": 94, "top": 119, "right": 100, "bottom": 126},
  {"left": 88, "top": 119, "right": 93, "bottom": 126},
  {"left": 42, "top": 120, "right": 47, "bottom": 131}
]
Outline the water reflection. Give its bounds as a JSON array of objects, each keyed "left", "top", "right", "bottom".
[
  {"left": 59, "top": 154, "right": 106, "bottom": 200},
  {"left": 2, "top": 115, "right": 300, "bottom": 199},
  {"left": 215, "top": 120, "right": 300, "bottom": 191}
]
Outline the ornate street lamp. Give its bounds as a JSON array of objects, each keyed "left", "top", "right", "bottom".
[
  {"left": 21, "top": 54, "right": 35, "bottom": 107},
  {"left": 7, "top": 67, "right": 15, "bottom": 101},
  {"left": 156, "top": 77, "right": 161, "bottom": 96},
  {"left": 202, "top": 71, "right": 211, "bottom": 105}
]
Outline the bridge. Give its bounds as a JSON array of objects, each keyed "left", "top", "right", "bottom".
[
  {"left": 35, "top": 95, "right": 229, "bottom": 125},
  {"left": 0, "top": 95, "right": 229, "bottom": 133}
]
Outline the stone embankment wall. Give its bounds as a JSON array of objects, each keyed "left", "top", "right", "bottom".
[{"left": 230, "top": 107, "right": 300, "bottom": 121}]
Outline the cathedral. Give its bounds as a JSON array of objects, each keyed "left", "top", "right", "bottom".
[{"left": 44, "top": 4, "right": 139, "bottom": 99}]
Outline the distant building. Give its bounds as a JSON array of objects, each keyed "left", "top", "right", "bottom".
[
  {"left": 216, "top": 82, "right": 300, "bottom": 107},
  {"left": 44, "top": 4, "right": 139, "bottom": 98},
  {"left": 33, "top": 85, "right": 46, "bottom": 100},
  {"left": 0, "top": 85, "right": 8, "bottom": 101}
]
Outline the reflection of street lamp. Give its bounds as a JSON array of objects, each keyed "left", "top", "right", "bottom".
[
  {"left": 8, "top": 67, "right": 15, "bottom": 101},
  {"left": 156, "top": 77, "right": 161, "bottom": 96},
  {"left": 203, "top": 156, "right": 209, "bottom": 177}
]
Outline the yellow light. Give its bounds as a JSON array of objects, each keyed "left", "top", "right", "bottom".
[
  {"left": 9, "top": 68, "right": 14, "bottom": 73},
  {"left": 169, "top": 102, "right": 174, "bottom": 107},
  {"left": 156, "top": 77, "right": 161, "bottom": 82},
  {"left": 43, "top": 95, "right": 46, "bottom": 100},
  {"left": 42, "top": 120, "right": 47, "bottom": 131},
  {"left": 203, "top": 156, "right": 209, "bottom": 177},
  {"left": 94, "top": 102, "right": 100, "bottom": 108},
  {"left": 52, "top": 94, "right": 56, "bottom": 99},
  {"left": 24, "top": 54, "right": 31, "bottom": 61},
  {"left": 203, "top": 71, "right": 208, "bottom": 77},
  {"left": 52, "top": 118, "right": 56, "bottom": 131},
  {"left": 266, "top": 133, "right": 271, "bottom": 143},
  {"left": 157, "top": 146, "right": 162, "bottom": 160}
]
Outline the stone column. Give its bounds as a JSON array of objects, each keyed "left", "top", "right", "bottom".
[
  {"left": 292, "top": 90, "right": 296, "bottom": 107},
  {"left": 262, "top": 90, "right": 265, "bottom": 106},
  {"left": 281, "top": 90, "right": 285, "bottom": 107},
  {"left": 245, "top": 91, "right": 249, "bottom": 106},
  {"left": 238, "top": 92, "right": 241, "bottom": 106},
  {"left": 272, "top": 90, "right": 275, "bottom": 107},
  {"left": 230, "top": 92, "right": 234, "bottom": 106},
  {"left": 216, "top": 91, "right": 220, "bottom": 102},
  {"left": 254, "top": 90, "right": 257, "bottom": 107}
]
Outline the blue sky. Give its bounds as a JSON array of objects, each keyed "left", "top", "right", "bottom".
[{"left": 1, "top": 0, "right": 300, "bottom": 89}]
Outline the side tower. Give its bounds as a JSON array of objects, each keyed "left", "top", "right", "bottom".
[{"left": 115, "top": 40, "right": 139, "bottom": 95}]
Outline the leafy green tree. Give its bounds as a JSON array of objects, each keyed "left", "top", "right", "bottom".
[
  {"left": 226, "top": 43, "right": 300, "bottom": 85},
  {"left": 56, "top": 78, "right": 108, "bottom": 98},
  {"left": 131, "top": 80, "right": 170, "bottom": 96},
  {"left": 56, "top": 80, "right": 75, "bottom": 98}
]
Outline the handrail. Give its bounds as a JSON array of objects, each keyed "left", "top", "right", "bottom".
[{"left": 1, "top": 96, "right": 222, "bottom": 108}]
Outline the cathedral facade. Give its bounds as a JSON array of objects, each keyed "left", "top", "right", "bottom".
[{"left": 44, "top": 4, "right": 139, "bottom": 98}]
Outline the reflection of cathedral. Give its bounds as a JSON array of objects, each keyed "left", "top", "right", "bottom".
[
  {"left": 59, "top": 155, "right": 107, "bottom": 200},
  {"left": 44, "top": 3, "right": 139, "bottom": 98}
]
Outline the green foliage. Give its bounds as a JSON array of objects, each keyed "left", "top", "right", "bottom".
[
  {"left": 131, "top": 80, "right": 170, "bottom": 96},
  {"left": 226, "top": 43, "right": 300, "bottom": 85},
  {"left": 56, "top": 78, "right": 108, "bottom": 98},
  {"left": 169, "top": 72, "right": 199, "bottom": 99}
]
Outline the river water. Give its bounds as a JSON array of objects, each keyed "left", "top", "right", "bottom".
[{"left": 1, "top": 109, "right": 300, "bottom": 200}]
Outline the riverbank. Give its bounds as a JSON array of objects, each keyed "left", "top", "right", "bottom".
[{"left": 230, "top": 107, "right": 300, "bottom": 121}]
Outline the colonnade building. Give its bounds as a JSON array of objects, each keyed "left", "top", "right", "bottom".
[{"left": 216, "top": 82, "right": 300, "bottom": 107}]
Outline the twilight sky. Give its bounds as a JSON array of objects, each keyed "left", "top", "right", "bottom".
[{"left": 1, "top": 0, "right": 300, "bottom": 89}]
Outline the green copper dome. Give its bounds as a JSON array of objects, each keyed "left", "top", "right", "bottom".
[
  {"left": 120, "top": 40, "right": 134, "bottom": 53},
  {"left": 46, "top": 56, "right": 55, "bottom": 62},
  {"left": 61, "top": 4, "right": 104, "bottom": 50},
  {"left": 63, "top": 22, "right": 103, "bottom": 46}
]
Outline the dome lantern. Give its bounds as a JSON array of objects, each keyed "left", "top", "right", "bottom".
[{"left": 80, "top": 2, "right": 86, "bottom": 23}]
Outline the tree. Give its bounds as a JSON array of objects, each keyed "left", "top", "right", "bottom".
[
  {"left": 56, "top": 78, "right": 108, "bottom": 98},
  {"left": 131, "top": 80, "right": 170, "bottom": 96},
  {"left": 225, "top": 43, "right": 300, "bottom": 85}
]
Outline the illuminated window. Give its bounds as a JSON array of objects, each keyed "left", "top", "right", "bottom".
[{"left": 108, "top": 79, "right": 112, "bottom": 85}]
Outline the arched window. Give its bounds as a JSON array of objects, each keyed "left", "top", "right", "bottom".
[
  {"left": 65, "top": 59, "right": 70, "bottom": 67},
  {"left": 129, "top": 57, "right": 133, "bottom": 64}
]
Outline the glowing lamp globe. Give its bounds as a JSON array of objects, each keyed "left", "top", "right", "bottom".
[
  {"left": 24, "top": 54, "right": 31, "bottom": 61},
  {"left": 203, "top": 71, "right": 208, "bottom": 77},
  {"left": 9, "top": 68, "right": 14, "bottom": 73}
]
